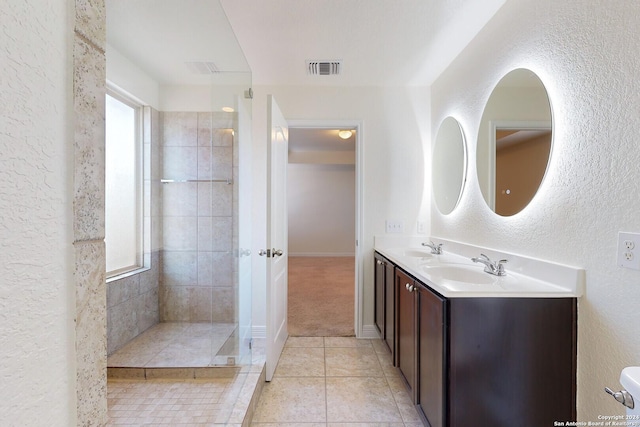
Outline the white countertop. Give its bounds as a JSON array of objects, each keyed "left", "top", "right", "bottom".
[{"left": 375, "top": 237, "right": 584, "bottom": 298}]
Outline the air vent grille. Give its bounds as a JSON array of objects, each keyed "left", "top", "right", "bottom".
[
  {"left": 185, "top": 61, "right": 220, "bottom": 74},
  {"left": 307, "top": 60, "right": 342, "bottom": 76}
]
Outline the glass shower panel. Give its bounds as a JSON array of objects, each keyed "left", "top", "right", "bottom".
[{"left": 206, "top": 70, "right": 252, "bottom": 366}]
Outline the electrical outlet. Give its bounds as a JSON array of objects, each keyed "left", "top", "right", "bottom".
[
  {"left": 417, "top": 221, "right": 426, "bottom": 234},
  {"left": 385, "top": 220, "right": 404, "bottom": 234},
  {"left": 618, "top": 232, "right": 640, "bottom": 270}
]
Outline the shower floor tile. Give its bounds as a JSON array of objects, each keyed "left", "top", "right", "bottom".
[{"left": 108, "top": 322, "right": 242, "bottom": 368}]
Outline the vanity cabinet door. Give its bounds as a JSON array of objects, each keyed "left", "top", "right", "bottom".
[
  {"left": 417, "top": 283, "right": 446, "bottom": 427},
  {"left": 448, "top": 298, "right": 577, "bottom": 427},
  {"left": 396, "top": 268, "right": 417, "bottom": 401},
  {"left": 384, "top": 257, "right": 396, "bottom": 360},
  {"left": 374, "top": 252, "right": 385, "bottom": 336},
  {"left": 375, "top": 252, "right": 396, "bottom": 359}
]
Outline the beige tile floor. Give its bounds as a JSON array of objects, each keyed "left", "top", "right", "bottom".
[
  {"left": 251, "top": 337, "right": 424, "bottom": 426},
  {"left": 108, "top": 322, "right": 244, "bottom": 368},
  {"left": 107, "top": 362, "right": 264, "bottom": 426},
  {"left": 107, "top": 336, "right": 423, "bottom": 426}
]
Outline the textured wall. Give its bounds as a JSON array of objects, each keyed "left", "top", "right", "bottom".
[
  {"left": 430, "top": 0, "right": 640, "bottom": 420},
  {"left": 0, "top": 1, "right": 77, "bottom": 425},
  {"left": 73, "top": 0, "right": 107, "bottom": 424}
]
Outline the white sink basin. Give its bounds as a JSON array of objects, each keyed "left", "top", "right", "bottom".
[
  {"left": 403, "top": 249, "right": 433, "bottom": 258},
  {"left": 423, "top": 265, "right": 496, "bottom": 286}
]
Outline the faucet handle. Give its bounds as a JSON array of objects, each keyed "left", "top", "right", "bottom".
[
  {"left": 496, "top": 259, "right": 508, "bottom": 274},
  {"left": 421, "top": 241, "right": 443, "bottom": 254}
]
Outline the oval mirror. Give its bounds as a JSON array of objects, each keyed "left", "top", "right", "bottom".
[
  {"left": 433, "top": 116, "right": 467, "bottom": 215},
  {"left": 476, "top": 68, "right": 552, "bottom": 216}
]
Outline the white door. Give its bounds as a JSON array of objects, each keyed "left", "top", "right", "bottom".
[{"left": 264, "top": 95, "right": 288, "bottom": 381}]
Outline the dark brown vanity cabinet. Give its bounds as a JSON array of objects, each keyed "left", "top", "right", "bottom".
[
  {"left": 447, "top": 297, "right": 576, "bottom": 426},
  {"left": 417, "top": 282, "right": 446, "bottom": 427},
  {"left": 378, "top": 256, "right": 577, "bottom": 427},
  {"left": 396, "top": 268, "right": 417, "bottom": 398},
  {"left": 374, "top": 252, "right": 396, "bottom": 356}
]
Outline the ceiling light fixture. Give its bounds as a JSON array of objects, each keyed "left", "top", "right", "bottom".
[
  {"left": 338, "top": 130, "right": 353, "bottom": 139},
  {"left": 222, "top": 106, "right": 234, "bottom": 113}
]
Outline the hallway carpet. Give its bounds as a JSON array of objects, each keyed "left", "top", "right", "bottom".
[{"left": 288, "top": 256, "right": 355, "bottom": 337}]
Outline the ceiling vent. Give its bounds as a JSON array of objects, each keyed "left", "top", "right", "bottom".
[
  {"left": 185, "top": 61, "right": 220, "bottom": 74},
  {"left": 307, "top": 60, "right": 342, "bottom": 76}
]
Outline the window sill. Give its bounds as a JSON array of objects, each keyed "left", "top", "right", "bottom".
[{"left": 107, "top": 266, "right": 150, "bottom": 284}]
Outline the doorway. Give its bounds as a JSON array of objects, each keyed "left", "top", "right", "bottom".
[{"left": 286, "top": 125, "right": 359, "bottom": 336}]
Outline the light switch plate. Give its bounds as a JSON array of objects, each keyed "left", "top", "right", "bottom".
[
  {"left": 385, "top": 220, "right": 404, "bottom": 234},
  {"left": 617, "top": 232, "right": 640, "bottom": 270}
]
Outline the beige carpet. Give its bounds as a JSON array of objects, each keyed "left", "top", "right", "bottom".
[{"left": 288, "top": 256, "right": 355, "bottom": 337}]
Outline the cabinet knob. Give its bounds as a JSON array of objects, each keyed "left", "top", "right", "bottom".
[
  {"left": 405, "top": 283, "right": 415, "bottom": 292},
  {"left": 377, "top": 260, "right": 383, "bottom": 265}
]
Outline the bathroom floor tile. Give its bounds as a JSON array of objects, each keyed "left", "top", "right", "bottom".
[
  {"left": 386, "top": 376, "right": 423, "bottom": 423},
  {"left": 324, "top": 337, "right": 372, "bottom": 348},
  {"left": 274, "top": 346, "right": 325, "bottom": 377},
  {"left": 109, "top": 337, "right": 413, "bottom": 426},
  {"left": 107, "top": 321, "right": 237, "bottom": 368},
  {"left": 326, "top": 376, "right": 403, "bottom": 423},
  {"left": 252, "top": 377, "right": 327, "bottom": 423},
  {"left": 284, "top": 336, "right": 325, "bottom": 348},
  {"left": 328, "top": 424, "right": 406, "bottom": 427},
  {"left": 325, "top": 346, "right": 383, "bottom": 377}
]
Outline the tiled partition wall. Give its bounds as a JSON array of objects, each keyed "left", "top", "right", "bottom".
[
  {"left": 160, "top": 111, "right": 238, "bottom": 324},
  {"left": 107, "top": 107, "right": 162, "bottom": 355}
]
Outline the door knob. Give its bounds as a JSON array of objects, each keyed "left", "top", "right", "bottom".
[
  {"left": 272, "top": 249, "right": 283, "bottom": 257},
  {"left": 258, "top": 249, "right": 270, "bottom": 257}
]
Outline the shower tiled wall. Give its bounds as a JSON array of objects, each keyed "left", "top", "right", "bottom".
[
  {"left": 160, "top": 111, "right": 237, "bottom": 323},
  {"left": 107, "top": 107, "right": 162, "bottom": 355}
]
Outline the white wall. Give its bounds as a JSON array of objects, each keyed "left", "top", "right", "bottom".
[
  {"left": 288, "top": 163, "right": 355, "bottom": 256},
  {"left": 106, "top": 44, "right": 160, "bottom": 108},
  {"left": 251, "top": 85, "right": 430, "bottom": 336},
  {"left": 1, "top": 1, "right": 76, "bottom": 424},
  {"left": 430, "top": 0, "right": 640, "bottom": 420}
]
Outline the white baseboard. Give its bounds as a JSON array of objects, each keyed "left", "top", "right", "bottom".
[
  {"left": 252, "top": 325, "right": 266, "bottom": 339},
  {"left": 359, "top": 324, "right": 381, "bottom": 339}
]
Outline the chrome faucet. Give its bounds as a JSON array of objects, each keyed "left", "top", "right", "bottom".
[
  {"left": 471, "top": 254, "right": 508, "bottom": 276},
  {"left": 422, "top": 241, "right": 443, "bottom": 254}
]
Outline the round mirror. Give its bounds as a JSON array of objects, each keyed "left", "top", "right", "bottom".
[
  {"left": 476, "top": 68, "right": 552, "bottom": 216},
  {"left": 433, "top": 116, "right": 467, "bottom": 215}
]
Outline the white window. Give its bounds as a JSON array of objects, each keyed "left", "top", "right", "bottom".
[{"left": 105, "top": 90, "right": 143, "bottom": 277}]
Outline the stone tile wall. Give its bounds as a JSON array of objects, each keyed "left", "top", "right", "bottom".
[{"left": 160, "top": 111, "right": 238, "bottom": 323}]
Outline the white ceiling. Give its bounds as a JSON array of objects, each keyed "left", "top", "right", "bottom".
[
  {"left": 221, "top": 0, "right": 507, "bottom": 87},
  {"left": 107, "top": 0, "right": 507, "bottom": 88}
]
